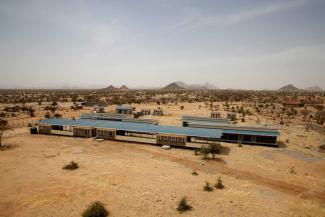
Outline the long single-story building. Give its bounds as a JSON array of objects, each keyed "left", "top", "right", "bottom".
[
  {"left": 182, "top": 116, "right": 279, "bottom": 147},
  {"left": 80, "top": 113, "right": 158, "bottom": 125},
  {"left": 38, "top": 118, "right": 222, "bottom": 149},
  {"left": 183, "top": 115, "right": 231, "bottom": 126}
]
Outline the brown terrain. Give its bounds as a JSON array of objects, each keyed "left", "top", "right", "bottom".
[{"left": 0, "top": 90, "right": 325, "bottom": 217}]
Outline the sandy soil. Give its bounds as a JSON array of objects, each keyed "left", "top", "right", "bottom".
[{"left": 0, "top": 127, "right": 324, "bottom": 217}]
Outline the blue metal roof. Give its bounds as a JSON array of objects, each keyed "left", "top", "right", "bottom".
[
  {"left": 116, "top": 105, "right": 133, "bottom": 110},
  {"left": 223, "top": 129, "right": 279, "bottom": 137},
  {"left": 39, "top": 119, "right": 222, "bottom": 139},
  {"left": 182, "top": 116, "right": 231, "bottom": 124},
  {"left": 186, "top": 122, "right": 280, "bottom": 137},
  {"left": 187, "top": 121, "right": 232, "bottom": 126}
]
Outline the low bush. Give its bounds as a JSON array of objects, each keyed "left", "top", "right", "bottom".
[
  {"left": 63, "top": 161, "right": 79, "bottom": 170},
  {"left": 319, "top": 144, "right": 325, "bottom": 153},
  {"left": 176, "top": 197, "right": 192, "bottom": 213},
  {"left": 54, "top": 113, "right": 62, "bottom": 118},
  {"left": 192, "top": 171, "right": 198, "bottom": 176},
  {"left": 82, "top": 201, "right": 109, "bottom": 217},
  {"left": 215, "top": 177, "right": 224, "bottom": 189},
  {"left": 203, "top": 182, "right": 213, "bottom": 192}
]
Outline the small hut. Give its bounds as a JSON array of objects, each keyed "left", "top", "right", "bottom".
[
  {"left": 94, "top": 105, "right": 105, "bottom": 113},
  {"left": 227, "top": 112, "right": 237, "bottom": 121},
  {"left": 141, "top": 109, "right": 151, "bottom": 115},
  {"left": 211, "top": 111, "right": 221, "bottom": 119},
  {"left": 153, "top": 108, "right": 164, "bottom": 116},
  {"left": 115, "top": 105, "right": 133, "bottom": 114}
]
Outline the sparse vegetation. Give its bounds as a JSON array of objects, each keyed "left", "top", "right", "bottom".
[
  {"left": 82, "top": 201, "right": 109, "bottom": 217},
  {"left": 208, "top": 143, "right": 221, "bottom": 159},
  {"left": 0, "top": 88, "right": 325, "bottom": 217},
  {"left": 203, "top": 182, "right": 214, "bottom": 192},
  {"left": 0, "top": 118, "right": 9, "bottom": 147},
  {"left": 319, "top": 144, "right": 325, "bottom": 153},
  {"left": 215, "top": 177, "right": 224, "bottom": 189},
  {"left": 199, "top": 143, "right": 221, "bottom": 159},
  {"left": 44, "top": 112, "right": 51, "bottom": 119},
  {"left": 200, "top": 145, "right": 210, "bottom": 159},
  {"left": 176, "top": 197, "right": 192, "bottom": 213},
  {"left": 63, "top": 161, "right": 79, "bottom": 170},
  {"left": 54, "top": 113, "right": 62, "bottom": 118}
]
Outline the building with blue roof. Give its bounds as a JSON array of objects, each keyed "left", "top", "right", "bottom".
[
  {"left": 37, "top": 114, "right": 280, "bottom": 147},
  {"left": 115, "top": 105, "right": 134, "bottom": 114},
  {"left": 182, "top": 116, "right": 279, "bottom": 146},
  {"left": 38, "top": 118, "right": 222, "bottom": 148}
]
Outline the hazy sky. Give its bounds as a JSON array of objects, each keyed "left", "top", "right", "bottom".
[{"left": 0, "top": 0, "right": 325, "bottom": 89}]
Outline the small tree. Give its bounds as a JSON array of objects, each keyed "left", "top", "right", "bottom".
[
  {"left": 215, "top": 177, "right": 224, "bottom": 189},
  {"left": 209, "top": 143, "right": 221, "bottom": 159},
  {"left": 50, "top": 106, "right": 56, "bottom": 114},
  {"left": 315, "top": 111, "right": 325, "bottom": 125},
  {"left": 200, "top": 145, "right": 210, "bottom": 159},
  {"left": 27, "top": 107, "right": 35, "bottom": 117},
  {"left": 0, "top": 118, "right": 9, "bottom": 147},
  {"left": 82, "top": 201, "right": 109, "bottom": 217},
  {"left": 176, "top": 197, "right": 192, "bottom": 213}
]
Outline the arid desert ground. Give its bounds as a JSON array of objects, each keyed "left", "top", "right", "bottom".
[{"left": 1, "top": 94, "right": 325, "bottom": 217}]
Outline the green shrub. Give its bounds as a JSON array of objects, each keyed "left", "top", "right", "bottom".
[
  {"left": 54, "top": 113, "right": 62, "bottom": 118},
  {"left": 63, "top": 161, "right": 79, "bottom": 170},
  {"left": 319, "top": 144, "right": 325, "bottom": 153},
  {"left": 200, "top": 145, "right": 210, "bottom": 159},
  {"left": 215, "top": 177, "right": 224, "bottom": 189},
  {"left": 203, "top": 182, "right": 213, "bottom": 192},
  {"left": 192, "top": 171, "right": 198, "bottom": 176},
  {"left": 208, "top": 143, "right": 221, "bottom": 159},
  {"left": 44, "top": 112, "right": 51, "bottom": 119},
  {"left": 176, "top": 197, "right": 192, "bottom": 213},
  {"left": 82, "top": 201, "right": 109, "bottom": 217}
]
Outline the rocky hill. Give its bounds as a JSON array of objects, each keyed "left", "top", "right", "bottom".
[
  {"left": 162, "top": 82, "right": 185, "bottom": 91},
  {"left": 305, "top": 86, "right": 323, "bottom": 92},
  {"left": 278, "top": 84, "right": 300, "bottom": 91},
  {"left": 103, "top": 85, "right": 130, "bottom": 91},
  {"left": 119, "top": 85, "right": 130, "bottom": 91},
  {"left": 163, "top": 81, "right": 217, "bottom": 90}
]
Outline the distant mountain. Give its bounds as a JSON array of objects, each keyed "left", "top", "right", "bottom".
[
  {"left": 103, "top": 85, "right": 117, "bottom": 91},
  {"left": 305, "top": 86, "right": 323, "bottom": 92},
  {"left": 163, "top": 81, "right": 218, "bottom": 91},
  {"left": 162, "top": 82, "right": 185, "bottom": 91},
  {"left": 102, "top": 85, "right": 130, "bottom": 91},
  {"left": 278, "top": 84, "right": 300, "bottom": 91},
  {"left": 119, "top": 85, "right": 130, "bottom": 91}
]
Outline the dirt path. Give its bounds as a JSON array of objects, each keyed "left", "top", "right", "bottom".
[{"left": 124, "top": 143, "right": 325, "bottom": 202}]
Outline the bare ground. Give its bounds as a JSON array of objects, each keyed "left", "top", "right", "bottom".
[{"left": 0, "top": 127, "right": 325, "bottom": 217}]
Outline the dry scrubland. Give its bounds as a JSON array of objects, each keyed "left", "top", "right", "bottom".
[
  {"left": 1, "top": 125, "right": 325, "bottom": 216},
  {"left": 0, "top": 91, "right": 325, "bottom": 217}
]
